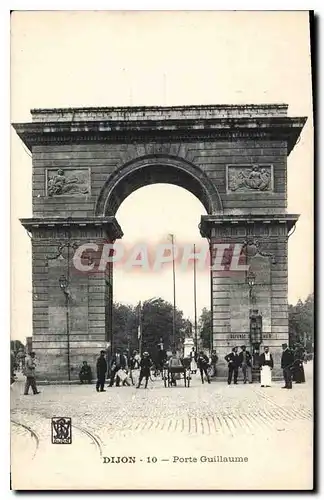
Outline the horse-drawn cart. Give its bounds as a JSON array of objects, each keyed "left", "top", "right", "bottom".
[{"left": 163, "top": 361, "right": 191, "bottom": 388}]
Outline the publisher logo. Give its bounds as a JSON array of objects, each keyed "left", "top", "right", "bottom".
[{"left": 51, "top": 417, "right": 72, "bottom": 444}]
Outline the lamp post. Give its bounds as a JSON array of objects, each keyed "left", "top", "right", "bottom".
[
  {"left": 246, "top": 270, "right": 262, "bottom": 369},
  {"left": 249, "top": 312, "right": 263, "bottom": 369},
  {"left": 59, "top": 274, "right": 71, "bottom": 381},
  {"left": 246, "top": 270, "right": 256, "bottom": 305}
]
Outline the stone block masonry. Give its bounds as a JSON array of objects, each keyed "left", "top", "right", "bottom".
[{"left": 13, "top": 104, "right": 306, "bottom": 380}]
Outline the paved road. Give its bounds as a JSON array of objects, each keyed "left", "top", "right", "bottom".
[{"left": 11, "top": 363, "right": 313, "bottom": 490}]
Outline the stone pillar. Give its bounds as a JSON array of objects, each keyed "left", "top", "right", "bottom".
[
  {"left": 20, "top": 217, "right": 122, "bottom": 382},
  {"left": 200, "top": 214, "right": 298, "bottom": 379}
]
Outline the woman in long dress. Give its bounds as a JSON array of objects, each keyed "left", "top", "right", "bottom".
[
  {"left": 189, "top": 347, "right": 197, "bottom": 374},
  {"left": 259, "top": 346, "right": 274, "bottom": 387},
  {"left": 293, "top": 344, "right": 306, "bottom": 383}
]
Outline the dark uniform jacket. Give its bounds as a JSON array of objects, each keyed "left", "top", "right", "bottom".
[
  {"left": 197, "top": 354, "right": 209, "bottom": 369},
  {"left": 224, "top": 352, "right": 240, "bottom": 367},
  {"left": 80, "top": 364, "right": 92, "bottom": 378},
  {"left": 238, "top": 350, "right": 252, "bottom": 367},
  {"left": 140, "top": 357, "right": 152, "bottom": 376},
  {"left": 96, "top": 356, "right": 107, "bottom": 375},
  {"left": 259, "top": 353, "right": 274, "bottom": 369},
  {"left": 281, "top": 348, "right": 294, "bottom": 369},
  {"left": 211, "top": 353, "right": 218, "bottom": 364}
]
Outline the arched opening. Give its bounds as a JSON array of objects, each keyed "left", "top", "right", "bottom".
[
  {"left": 96, "top": 155, "right": 219, "bottom": 356},
  {"left": 95, "top": 155, "right": 223, "bottom": 216},
  {"left": 112, "top": 182, "right": 211, "bottom": 356}
]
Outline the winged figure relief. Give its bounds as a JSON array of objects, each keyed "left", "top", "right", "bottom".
[{"left": 228, "top": 166, "right": 271, "bottom": 192}]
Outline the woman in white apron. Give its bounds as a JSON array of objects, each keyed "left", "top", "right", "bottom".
[
  {"left": 259, "top": 346, "right": 274, "bottom": 387},
  {"left": 189, "top": 347, "right": 197, "bottom": 374}
]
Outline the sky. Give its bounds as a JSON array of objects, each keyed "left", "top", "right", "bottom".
[{"left": 11, "top": 11, "right": 313, "bottom": 342}]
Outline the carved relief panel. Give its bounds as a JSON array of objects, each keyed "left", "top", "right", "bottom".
[
  {"left": 226, "top": 164, "right": 273, "bottom": 193},
  {"left": 46, "top": 168, "right": 90, "bottom": 197}
]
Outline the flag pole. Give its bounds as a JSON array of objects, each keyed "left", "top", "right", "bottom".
[
  {"left": 193, "top": 243, "right": 198, "bottom": 353},
  {"left": 170, "top": 234, "right": 177, "bottom": 350},
  {"left": 138, "top": 301, "right": 142, "bottom": 356}
]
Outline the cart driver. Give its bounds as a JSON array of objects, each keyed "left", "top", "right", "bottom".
[{"left": 168, "top": 351, "right": 183, "bottom": 386}]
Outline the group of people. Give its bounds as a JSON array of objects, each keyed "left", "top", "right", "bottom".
[
  {"left": 16, "top": 342, "right": 307, "bottom": 396},
  {"left": 223, "top": 343, "right": 307, "bottom": 388},
  {"left": 188, "top": 348, "right": 214, "bottom": 384},
  {"left": 282, "top": 342, "right": 307, "bottom": 389},
  {"left": 224, "top": 345, "right": 273, "bottom": 386},
  {"left": 92, "top": 348, "right": 153, "bottom": 390},
  {"left": 85, "top": 342, "right": 308, "bottom": 391}
]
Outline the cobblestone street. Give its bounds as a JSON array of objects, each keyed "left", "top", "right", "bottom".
[{"left": 11, "top": 362, "right": 313, "bottom": 490}]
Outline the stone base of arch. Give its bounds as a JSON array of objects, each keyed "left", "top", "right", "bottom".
[
  {"left": 201, "top": 213, "right": 298, "bottom": 382},
  {"left": 20, "top": 217, "right": 121, "bottom": 382}
]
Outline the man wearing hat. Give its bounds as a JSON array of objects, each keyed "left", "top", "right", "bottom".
[
  {"left": 238, "top": 345, "right": 252, "bottom": 384},
  {"left": 281, "top": 343, "right": 294, "bottom": 389},
  {"left": 136, "top": 352, "right": 152, "bottom": 389},
  {"left": 23, "top": 352, "right": 41, "bottom": 395}
]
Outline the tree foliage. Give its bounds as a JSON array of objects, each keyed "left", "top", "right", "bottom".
[
  {"left": 198, "top": 307, "right": 212, "bottom": 349},
  {"left": 112, "top": 302, "right": 139, "bottom": 353},
  {"left": 288, "top": 293, "right": 314, "bottom": 351},
  {"left": 10, "top": 340, "right": 25, "bottom": 353},
  {"left": 112, "top": 298, "right": 190, "bottom": 356}
]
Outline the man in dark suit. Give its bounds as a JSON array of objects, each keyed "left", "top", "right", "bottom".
[
  {"left": 155, "top": 345, "right": 167, "bottom": 374},
  {"left": 210, "top": 350, "right": 218, "bottom": 378},
  {"left": 281, "top": 343, "right": 294, "bottom": 389},
  {"left": 197, "top": 351, "right": 211, "bottom": 384},
  {"left": 225, "top": 346, "right": 240, "bottom": 385},
  {"left": 96, "top": 350, "right": 107, "bottom": 392},
  {"left": 238, "top": 345, "right": 252, "bottom": 384},
  {"left": 109, "top": 349, "right": 127, "bottom": 387}
]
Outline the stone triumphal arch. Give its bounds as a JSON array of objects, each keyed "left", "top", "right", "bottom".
[{"left": 13, "top": 105, "right": 306, "bottom": 380}]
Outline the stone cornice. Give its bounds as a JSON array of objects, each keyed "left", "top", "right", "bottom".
[
  {"left": 199, "top": 213, "right": 300, "bottom": 238},
  {"left": 30, "top": 103, "right": 288, "bottom": 116},
  {"left": 12, "top": 116, "right": 307, "bottom": 155},
  {"left": 30, "top": 104, "right": 289, "bottom": 121},
  {"left": 20, "top": 216, "right": 123, "bottom": 240}
]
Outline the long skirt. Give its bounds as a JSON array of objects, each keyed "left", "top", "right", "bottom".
[
  {"left": 293, "top": 363, "right": 306, "bottom": 383},
  {"left": 260, "top": 366, "right": 272, "bottom": 386},
  {"left": 190, "top": 359, "right": 197, "bottom": 372}
]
